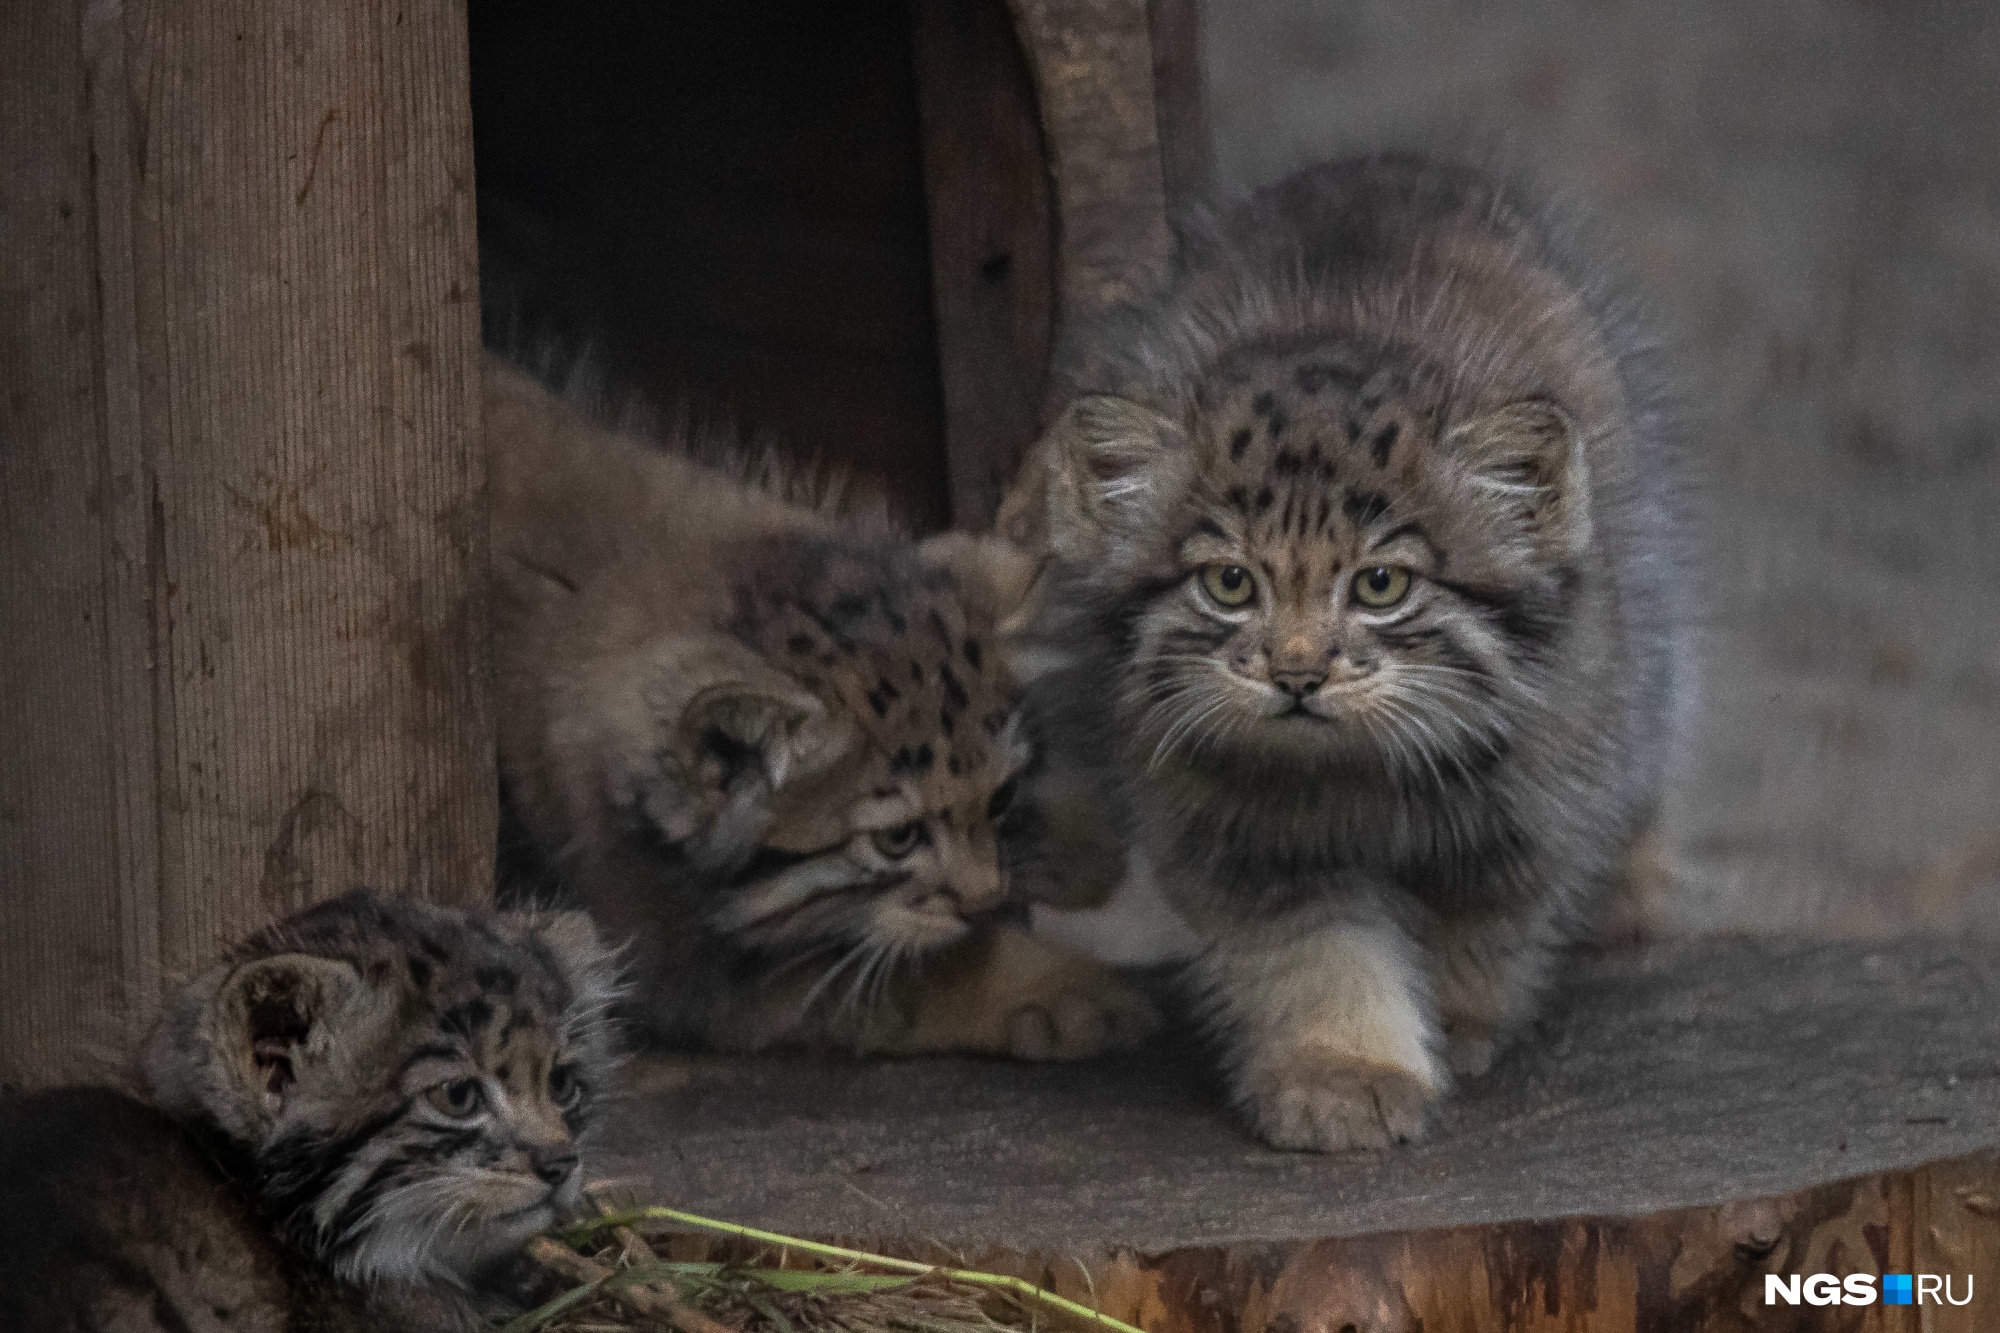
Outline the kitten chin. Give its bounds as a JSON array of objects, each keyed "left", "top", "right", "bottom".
[{"left": 1024, "top": 151, "right": 1687, "bottom": 1150}]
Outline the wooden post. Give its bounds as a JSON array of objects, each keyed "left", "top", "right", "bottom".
[
  {"left": 1007, "top": 0, "right": 1174, "bottom": 327},
  {"left": 911, "top": 0, "right": 1058, "bottom": 530},
  {"left": 915, "top": 0, "right": 1185, "bottom": 532},
  {"left": 0, "top": 0, "right": 491, "bottom": 1089},
  {"left": 1145, "top": 0, "right": 1211, "bottom": 209}
]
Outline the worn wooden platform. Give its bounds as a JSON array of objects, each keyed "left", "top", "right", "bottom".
[{"left": 594, "top": 939, "right": 2000, "bottom": 1329}]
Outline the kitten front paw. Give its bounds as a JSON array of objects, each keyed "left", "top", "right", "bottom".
[
  {"left": 1242, "top": 1051, "right": 1439, "bottom": 1152},
  {"left": 888, "top": 927, "right": 1157, "bottom": 1060},
  {"left": 1002, "top": 971, "right": 1157, "bottom": 1061}
]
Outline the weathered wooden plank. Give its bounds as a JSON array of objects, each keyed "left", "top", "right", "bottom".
[
  {"left": 0, "top": 0, "right": 491, "bottom": 1088},
  {"left": 987, "top": 0, "right": 1179, "bottom": 546},
  {"left": 595, "top": 939, "right": 2000, "bottom": 1326},
  {"left": 1007, "top": 0, "right": 1173, "bottom": 327},
  {"left": 912, "top": 0, "right": 1058, "bottom": 530},
  {"left": 1146, "top": 0, "right": 1211, "bottom": 209},
  {"left": 0, "top": 0, "right": 138, "bottom": 1089}
]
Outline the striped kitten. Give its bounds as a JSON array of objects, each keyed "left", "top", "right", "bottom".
[
  {"left": 0, "top": 890, "right": 614, "bottom": 1330},
  {"left": 142, "top": 889, "right": 620, "bottom": 1284},
  {"left": 488, "top": 355, "right": 1154, "bottom": 1060},
  {"left": 1024, "top": 153, "right": 1686, "bottom": 1150}
]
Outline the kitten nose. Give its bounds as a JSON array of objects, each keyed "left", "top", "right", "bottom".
[
  {"left": 1271, "top": 667, "right": 1327, "bottom": 697},
  {"left": 533, "top": 1149, "right": 579, "bottom": 1187}
]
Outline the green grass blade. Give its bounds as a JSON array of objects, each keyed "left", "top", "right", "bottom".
[
  {"left": 751, "top": 1268, "right": 916, "bottom": 1294},
  {"left": 612, "top": 1206, "right": 1147, "bottom": 1333}
]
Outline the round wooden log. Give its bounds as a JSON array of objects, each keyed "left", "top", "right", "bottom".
[
  {"left": 0, "top": 0, "right": 490, "bottom": 1088},
  {"left": 594, "top": 939, "right": 2000, "bottom": 1330}
]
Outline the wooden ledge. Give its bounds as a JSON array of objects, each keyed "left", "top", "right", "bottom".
[{"left": 594, "top": 940, "right": 2000, "bottom": 1328}]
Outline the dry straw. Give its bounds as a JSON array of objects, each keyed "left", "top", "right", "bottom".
[{"left": 502, "top": 1203, "right": 1148, "bottom": 1333}]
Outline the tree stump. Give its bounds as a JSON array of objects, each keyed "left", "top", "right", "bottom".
[{"left": 593, "top": 939, "right": 2000, "bottom": 1330}]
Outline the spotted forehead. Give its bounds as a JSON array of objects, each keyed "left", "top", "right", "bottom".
[
  {"left": 411, "top": 943, "right": 569, "bottom": 1053},
  {"left": 1203, "top": 347, "right": 1449, "bottom": 479},
  {"left": 432, "top": 1000, "right": 563, "bottom": 1086},
  {"left": 742, "top": 562, "right": 1019, "bottom": 795},
  {"left": 1193, "top": 348, "right": 1453, "bottom": 546}
]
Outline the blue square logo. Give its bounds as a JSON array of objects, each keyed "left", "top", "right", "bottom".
[{"left": 1883, "top": 1274, "right": 1914, "bottom": 1305}]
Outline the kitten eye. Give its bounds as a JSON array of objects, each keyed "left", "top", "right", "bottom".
[
  {"left": 871, "top": 822, "right": 925, "bottom": 859},
  {"left": 427, "top": 1078, "right": 486, "bottom": 1120},
  {"left": 986, "top": 775, "right": 1020, "bottom": 822},
  {"left": 1200, "top": 563, "right": 1256, "bottom": 608},
  {"left": 548, "top": 1064, "right": 582, "bottom": 1108},
  {"left": 1352, "top": 566, "right": 1412, "bottom": 609}
]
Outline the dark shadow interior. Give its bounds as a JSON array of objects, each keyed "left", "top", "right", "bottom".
[{"left": 470, "top": 0, "right": 952, "bottom": 529}]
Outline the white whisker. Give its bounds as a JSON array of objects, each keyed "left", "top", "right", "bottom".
[{"left": 795, "top": 938, "right": 871, "bottom": 1020}]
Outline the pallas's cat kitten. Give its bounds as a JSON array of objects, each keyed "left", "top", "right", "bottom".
[
  {"left": 1022, "top": 153, "right": 1685, "bottom": 1150},
  {"left": 0, "top": 890, "right": 617, "bottom": 1330},
  {"left": 487, "top": 355, "right": 1151, "bottom": 1060}
]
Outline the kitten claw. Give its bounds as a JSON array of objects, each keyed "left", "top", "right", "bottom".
[{"left": 1244, "top": 1057, "right": 1437, "bottom": 1152}]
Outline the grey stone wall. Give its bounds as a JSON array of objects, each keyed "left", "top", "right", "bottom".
[{"left": 1202, "top": 1, "right": 2000, "bottom": 937}]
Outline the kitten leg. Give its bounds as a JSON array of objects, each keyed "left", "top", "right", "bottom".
[
  {"left": 717, "top": 925, "right": 1156, "bottom": 1059},
  {"left": 1424, "top": 895, "right": 1567, "bottom": 1080},
  {"left": 1201, "top": 903, "right": 1446, "bottom": 1151},
  {"left": 871, "top": 925, "right": 1158, "bottom": 1060}
]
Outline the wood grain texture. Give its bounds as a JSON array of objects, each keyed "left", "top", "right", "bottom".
[
  {"left": 0, "top": 0, "right": 139, "bottom": 1091},
  {"left": 988, "top": 0, "right": 1180, "bottom": 546},
  {"left": 0, "top": 0, "right": 491, "bottom": 1088},
  {"left": 912, "top": 0, "right": 1058, "bottom": 529},
  {"left": 651, "top": 1153, "right": 2000, "bottom": 1332},
  {"left": 1007, "top": 0, "right": 1173, "bottom": 329},
  {"left": 1147, "top": 0, "right": 1212, "bottom": 209}
]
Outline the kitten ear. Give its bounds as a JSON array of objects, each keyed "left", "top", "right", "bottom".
[
  {"left": 1446, "top": 398, "right": 1593, "bottom": 560},
  {"left": 666, "top": 677, "right": 853, "bottom": 869},
  {"left": 501, "top": 910, "right": 624, "bottom": 1028},
  {"left": 679, "top": 678, "right": 847, "bottom": 795},
  {"left": 1043, "top": 394, "right": 1187, "bottom": 555},
  {"left": 916, "top": 531, "right": 1048, "bottom": 639},
  {"left": 214, "top": 953, "right": 363, "bottom": 1119},
  {"left": 518, "top": 909, "right": 611, "bottom": 979}
]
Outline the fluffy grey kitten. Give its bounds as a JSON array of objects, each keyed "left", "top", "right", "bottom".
[{"left": 1023, "top": 152, "right": 1686, "bottom": 1151}]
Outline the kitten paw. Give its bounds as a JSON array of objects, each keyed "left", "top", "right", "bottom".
[
  {"left": 1002, "top": 975, "right": 1157, "bottom": 1061},
  {"left": 1243, "top": 1055, "right": 1438, "bottom": 1152},
  {"left": 884, "top": 927, "right": 1158, "bottom": 1060}
]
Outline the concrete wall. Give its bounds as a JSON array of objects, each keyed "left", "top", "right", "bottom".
[{"left": 1203, "top": 1, "right": 2000, "bottom": 938}]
